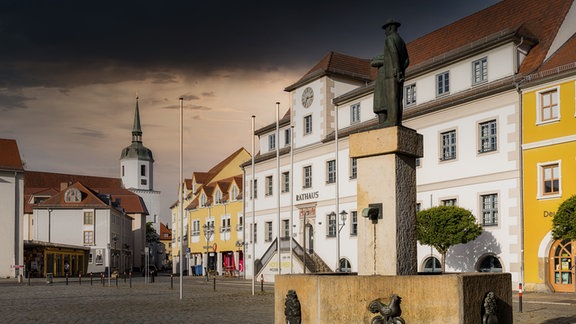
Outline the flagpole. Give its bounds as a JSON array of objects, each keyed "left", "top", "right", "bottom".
[
  {"left": 251, "top": 115, "right": 256, "bottom": 296},
  {"left": 276, "top": 102, "right": 281, "bottom": 275},
  {"left": 335, "top": 102, "right": 340, "bottom": 272},
  {"left": 290, "top": 122, "right": 294, "bottom": 273},
  {"left": 179, "top": 97, "right": 184, "bottom": 299}
]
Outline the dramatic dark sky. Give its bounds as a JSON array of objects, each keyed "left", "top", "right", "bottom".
[{"left": 0, "top": 0, "right": 500, "bottom": 222}]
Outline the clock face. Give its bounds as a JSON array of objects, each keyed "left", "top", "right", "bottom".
[{"left": 301, "top": 87, "right": 314, "bottom": 108}]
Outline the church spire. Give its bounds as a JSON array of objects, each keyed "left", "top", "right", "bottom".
[{"left": 132, "top": 96, "right": 143, "bottom": 143}]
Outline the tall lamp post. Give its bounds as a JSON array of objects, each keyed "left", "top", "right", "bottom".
[
  {"left": 335, "top": 210, "right": 348, "bottom": 271},
  {"left": 202, "top": 223, "right": 214, "bottom": 281}
]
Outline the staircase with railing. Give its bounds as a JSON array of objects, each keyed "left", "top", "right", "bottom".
[{"left": 254, "top": 237, "right": 333, "bottom": 276}]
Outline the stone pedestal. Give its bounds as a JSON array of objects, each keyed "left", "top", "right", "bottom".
[
  {"left": 349, "top": 126, "right": 423, "bottom": 275},
  {"left": 275, "top": 273, "right": 513, "bottom": 323}
]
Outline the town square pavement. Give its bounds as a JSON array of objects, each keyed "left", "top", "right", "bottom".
[{"left": 0, "top": 275, "right": 575, "bottom": 323}]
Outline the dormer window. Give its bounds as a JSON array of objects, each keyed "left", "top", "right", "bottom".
[
  {"left": 230, "top": 185, "right": 239, "bottom": 201},
  {"left": 215, "top": 190, "right": 222, "bottom": 204},
  {"left": 200, "top": 193, "right": 207, "bottom": 207},
  {"left": 64, "top": 188, "right": 82, "bottom": 203}
]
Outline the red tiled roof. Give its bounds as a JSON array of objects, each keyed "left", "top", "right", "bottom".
[
  {"left": 25, "top": 170, "right": 122, "bottom": 189},
  {"left": 406, "top": 0, "right": 573, "bottom": 75},
  {"left": 37, "top": 182, "right": 110, "bottom": 208},
  {"left": 539, "top": 33, "right": 576, "bottom": 72},
  {"left": 285, "top": 51, "right": 376, "bottom": 91},
  {"left": 160, "top": 222, "right": 172, "bottom": 240},
  {"left": 24, "top": 171, "right": 147, "bottom": 214},
  {"left": 0, "top": 138, "right": 24, "bottom": 171}
]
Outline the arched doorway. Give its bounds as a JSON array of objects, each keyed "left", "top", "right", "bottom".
[
  {"left": 305, "top": 223, "right": 314, "bottom": 253},
  {"left": 549, "top": 239, "right": 575, "bottom": 292}
]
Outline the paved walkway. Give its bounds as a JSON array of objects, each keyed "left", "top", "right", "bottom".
[{"left": 1, "top": 276, "right": 575, "bottom": 323}]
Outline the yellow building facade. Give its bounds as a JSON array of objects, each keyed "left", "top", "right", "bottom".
[
  {"left": 171, "top": 148, "right": 250, "bottom": 276},
  {"left": 523, "top": 76, "right": 576, "bottom": 292}
]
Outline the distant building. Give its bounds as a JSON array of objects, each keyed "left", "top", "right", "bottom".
[
  {"left": 0, "top": 139, "right": 25, "bottom": 278},
  {"left": 23, "top": 171, "right": 148, "bottom": 276},
  {"left": 159, "top": 222, "right": 172, "bottom": 269}
]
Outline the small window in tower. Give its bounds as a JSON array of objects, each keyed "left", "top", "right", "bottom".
[
  {"left": 140, "top": 165, "right": 146, "bottom": 176},
  {"left": 122, "top": 165, "right": 125, "bottom": 177}
]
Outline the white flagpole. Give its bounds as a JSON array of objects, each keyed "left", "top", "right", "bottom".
[
  {"left": 179, "top": 97, "right": 184, "bottom": 299},
  {"left": 276, "top": 102, "right": 281, "bottom": 275},
  {"left": 290, "top": 123, "right": 294, "bottom": 273},
  {"left": 251, "top": 115, "right": 256, "bottom": 296},
  {"left": 335, "top": 103, "right": 340, "bottom": 272}
]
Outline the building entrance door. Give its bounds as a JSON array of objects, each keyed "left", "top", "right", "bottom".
[
  {"left": 305, "top": 224, "right": 314, "bottom": 253},
  {"left": 549, "top": 239, "right": 575, "bottom": 292}
]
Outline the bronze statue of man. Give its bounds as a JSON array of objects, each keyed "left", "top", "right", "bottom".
[{"left": 371, "top": 19, "right": 409, "bottom": 127}]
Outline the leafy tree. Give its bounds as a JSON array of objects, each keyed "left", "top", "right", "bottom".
[
  {"left": 416, "top": 205, "right": 482, "bottom": 272},
  {"left": 552, "top": 195, "right": 576, "bottom": 240},
  {"left": 146, "top": 222, "right": 159, "bottom": 243}
]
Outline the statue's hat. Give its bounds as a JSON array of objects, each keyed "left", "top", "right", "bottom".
[{"left": 382, "top": 18, "right": 401, "bottom": 29}]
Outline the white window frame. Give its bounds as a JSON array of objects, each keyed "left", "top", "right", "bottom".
[
  {"left": 536, "top": 87, "right": 560, "bottom": 124},
  {"left": 230, "top": 185, "right": 239, "bottom": 201},
  {"left": 265, "top": 221, "right": 273, "bottom": 242},
  {"left": 350, "top": 211, "right": 358, "bottom": 236},
  {"left": 441, "top": 198, "right": 457, "bottom": 206},
  {"left": 350, "top": 157, "right": 357, "bottom": 179},
  {"left": 440, "top": 129, "right": 457, "bottom": 161},
  {"left": 537, "top": 161, "right": 562, "bottom": 199},
  {"left": 350, "top": 103, "right": 361, "bottom": 124},
  {"left": 472, "top": 57, "right": 488, "bottom": 85},
  {"left": 83, "top": 230, "right": 94, "bottom": 245},
  {"left": 284, "top": 128, "right": 291, "bottom": 147},
  {"left": 304, "top": 114, "right": 313, "bottom": 135},
  {"left": 327, "top": 213, "right": 336, "bottom": 237},
  {"left": 192, "top": 219, "right": 200, "bottom": 236},
  {"left": 265, "top": 175, "right": 273, "bottom": 196},
  {"left": 268, "top": 133, "right": 276, "bottom": 151},
  {"left": 405, "top": 83, "right": 416, "bottom": 106},
  {"left": 480, "top": 193, "right": 498, "bottom": 226},
  {"left": 326, "top": 160, "right": 336, "bottom": 184},
  {"left": 478, "top": 119, "right": 497, "bottom": 153},
  {"left": 303, "top": 165, "right": 312, "bottom": 189},
  {"left": 436, "top": 71, "right": 450, "bottom": 96},
  {"left": 282, "top": 171, "right": 290, "bottom": 193},
  {"left": 282, "top": 219, "right": 290, "bottom": 239}
]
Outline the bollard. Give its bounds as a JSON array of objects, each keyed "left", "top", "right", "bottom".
[
  {"left": 124, "top": 272, "right": 127, "bottom": 283},
  {"left": 129, "top": 272, "right": 132, "bottom": 288},
  {"left": 66, "top": 274, "right": 68, "bottom": 285},
  {"left": 101, "top": 273, "right": 104, "bottom": 287},
  {"left": 213, "top": 277, "right": 216, "bottom": 291},
  {"left": 90, "top": 273, "right": 93, "bottom": 286},
  {"left": 28, "top": 273, "right": 31, "bottom": 286},
  {"left": 116, "top": 275, "right": 118, "bottom": 287},
  {"left": 260, "top": 274, "right": 264, "bottom": 292},
  {"left": 79, "top": 273, "right": 82, "bottom": 285},
  {"left": 171, "top": 274, "right": 173, "bottom": 290},
  {"left": 519, "top": 282, "right": 523, "bottom": 313},
  {"left": 206, "top": 267, "right": 209, "bottom": 282}
]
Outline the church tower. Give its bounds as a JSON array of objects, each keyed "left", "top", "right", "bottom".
[
  {"left": 120, "top": 97, "right": 154, "bottom": 190},
  {"left": 120, "top": 98, "right": 161, "bottom": 233}
]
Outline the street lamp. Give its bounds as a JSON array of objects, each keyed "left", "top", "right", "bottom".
[
  {"left": 336, "top": 210, "right": 348, "bottom": 272},
  {"left": 202, "top": 223, "right": 215, "bottom": 281}
]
